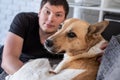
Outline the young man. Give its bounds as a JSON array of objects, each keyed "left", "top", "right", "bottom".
[{"left": 0, "top": 0, "right": 69, "bottom": 78}]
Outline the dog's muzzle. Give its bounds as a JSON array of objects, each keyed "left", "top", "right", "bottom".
[
  {"left": 44, "top": 39, "right": 59, "bottom": 53},
  {"left": 44, "top": 39, "right": 65, "bottom": 53}
]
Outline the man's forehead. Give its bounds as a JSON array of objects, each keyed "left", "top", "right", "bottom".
[{"left": 43, "top": 3, "right": 65, "bottom": 13}]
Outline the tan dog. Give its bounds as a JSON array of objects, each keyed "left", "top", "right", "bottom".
[{"left": 44, "top": 18, "right": 109, "bottom": 80}]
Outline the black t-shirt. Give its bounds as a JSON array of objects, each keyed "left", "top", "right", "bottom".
[{"left": 9, "top": 12, "right": 63, "bottom": 59}]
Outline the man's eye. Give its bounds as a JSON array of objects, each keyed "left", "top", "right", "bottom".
[
  {"left": 67, "top": 32, "right": 77, "bottom": 38},
  {"left": 56, "top": 14, "right": 62, "bottom": 17},
  {"left": 46, "top": 10, "right": 50, "bottom": 14},
  {"left": 44, "top": 10, "right": 50, "bottom": 15}
]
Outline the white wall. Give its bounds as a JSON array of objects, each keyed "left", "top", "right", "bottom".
[{"left": 0, "top": 0, "right": 41, "bottom": 44}]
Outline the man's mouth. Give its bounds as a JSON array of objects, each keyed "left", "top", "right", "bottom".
[{"left": 45, "top": 24, "right": 55, "bottom": 28}]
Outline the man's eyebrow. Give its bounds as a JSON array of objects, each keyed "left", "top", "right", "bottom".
[
  {"left": 45, "top": 6, "right": 65, "bottom": 14},
  {"left": 56, "top": 11, "right": 65, "bottom": 14},
  {"left": 45, "top": 6, "right": 49, "bottom": 10}
]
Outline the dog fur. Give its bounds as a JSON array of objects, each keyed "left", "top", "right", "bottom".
[{"left": 44, "top": 18, "right": 109, "bottom": 80}]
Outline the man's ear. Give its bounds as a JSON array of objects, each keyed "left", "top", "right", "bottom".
[{"left": 88, "top": 21, "right": 109, "bottom": 34}]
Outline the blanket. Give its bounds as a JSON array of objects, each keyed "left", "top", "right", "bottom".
[{"left": 6, "top": 58, "right": 84, "bottom": 80}]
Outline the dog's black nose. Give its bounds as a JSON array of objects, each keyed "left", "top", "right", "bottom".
[{"left": 45, "top": 39, "right": 53, "bottom": 47}]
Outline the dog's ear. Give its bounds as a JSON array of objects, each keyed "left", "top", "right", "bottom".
[{"left": 88, "top": 21, "right": 109, "bottom": 34}]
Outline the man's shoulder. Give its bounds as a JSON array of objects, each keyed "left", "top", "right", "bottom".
[{"left": 16, "top": 12, "right": 38, "bottom": 19}]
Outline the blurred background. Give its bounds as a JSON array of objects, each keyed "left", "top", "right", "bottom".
[{"left": 0, "top": 0, "right": 41, "bottom": 44}]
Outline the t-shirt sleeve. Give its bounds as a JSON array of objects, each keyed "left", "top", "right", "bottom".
[{"left": 9, "top": 12, "right": 28, "bottom": 39}]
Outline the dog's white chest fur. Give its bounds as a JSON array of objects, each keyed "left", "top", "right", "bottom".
[{"left": 6, "top": 59, "right": 85, "bottom": 80}]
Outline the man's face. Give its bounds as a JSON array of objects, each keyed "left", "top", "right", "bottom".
[{"left": 38, "top": 2, "right": 66, "bottom": 34}]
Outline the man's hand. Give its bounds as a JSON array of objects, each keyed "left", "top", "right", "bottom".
[{"left": 97, "top": 41, "right": 108, "bottom": 62}]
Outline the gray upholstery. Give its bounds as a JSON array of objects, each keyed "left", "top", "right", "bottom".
[{"left": 97, "top": 35, "right": 120, "bottom": 80}]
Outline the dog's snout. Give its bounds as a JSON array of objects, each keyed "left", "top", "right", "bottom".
[{"left": 45, "top": 39, "right": 53, "bottom": 47}]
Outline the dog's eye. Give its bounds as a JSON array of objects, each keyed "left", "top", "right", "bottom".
[{"left": 67, "top": 32, "right": 76, "bottom": 38}]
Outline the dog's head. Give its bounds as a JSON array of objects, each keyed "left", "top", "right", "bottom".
[{"left": 44, "top": 18, "right": 109, "bottom": 57}]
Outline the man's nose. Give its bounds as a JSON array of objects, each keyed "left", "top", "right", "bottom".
[{"left": 48, "top": 14, "right": 56, "bottom": 22}]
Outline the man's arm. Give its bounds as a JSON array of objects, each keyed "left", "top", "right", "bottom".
[{"left": 1, "top": 32, "right": 24, "bottom": 75}]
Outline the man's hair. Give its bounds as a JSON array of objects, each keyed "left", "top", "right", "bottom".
[{"left": 40, "top": 0, "right": 69, "bottom": 18}]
